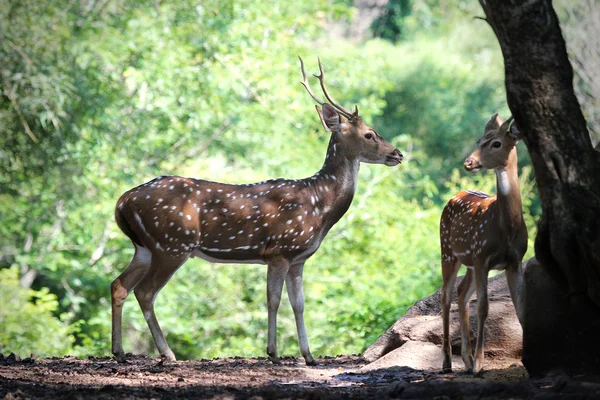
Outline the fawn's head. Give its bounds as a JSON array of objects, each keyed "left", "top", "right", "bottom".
[
  {"left": 299, "top": 56, "right": 403, "bottom": 167},
  {"left": 464, "top": 113, "right": 522, "bottom": 172}
]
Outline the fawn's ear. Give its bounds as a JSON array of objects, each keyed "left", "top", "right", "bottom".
[
  {"left": 485, "top": 113, "right": 502, "bottom": 133},
  {"left": 508, "top": 119, "right": 522, "bottom": 141},
  {"left": 499, "top": 116, "right": 522, "bottom": 142},
  {"left": 316, "top": 103, "right": 345, "bottom": 134}
]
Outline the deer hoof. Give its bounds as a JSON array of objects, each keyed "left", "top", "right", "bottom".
[
  {"left": 462, "top": 355, "right": 474, "bottom": 373},
  {"left": 161, "top": 351, "right": 177, "bottom": 362},
  {"left": 305, "top": 357, "right": 318, "bottom": 367},
  {"left": 269, "top": 355, "right": 281, "bottom": 365},
  {"left": 113, "top": 352, "right": 126, "bottom": 363},
  {"left": 473, "top": 361, "right": 484, "bottom": 376},
  {"left": 442, "top": 358, "right": 452, "bottom": 372}
]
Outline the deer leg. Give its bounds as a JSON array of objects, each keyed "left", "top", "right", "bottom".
[
  {"left": 266, "top": 258, "right": 290, "bottom": 364},
  {"left": 457, "top": 268, "right": 476, "bottom": 372},
  {"left": 473, "top": 264, "right": 489, "bottom": 375},
  {"left": 133, "top": 254, "right": 188, "bottom": 362},
  {"left": 441, "top": 258, "right": 461, "bottom": 372},
  {"left": 505, "top": 261, "right": 524, "bottom": 325},
  {"left": 285, "top": 262, "right": 316, "bottom": 366},
  {"left": 111, "top": 245, "right": 152, "bottom": 362}
]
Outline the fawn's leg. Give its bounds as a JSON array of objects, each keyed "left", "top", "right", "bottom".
[
  {"left": 441, "top": 258, "right": 461, "bottom": 372},
  {"left": 457, "top": 268, "right": 476, "bottom": 372},
  {"left": 505, "top": 260, "right": 524, "bottom": 325},
  {"left": 473, "top": 264, "right": 489, "bottom": 375}
]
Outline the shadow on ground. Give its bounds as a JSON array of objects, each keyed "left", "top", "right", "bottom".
[{"left": 1, "top": 354, "right": 599, "bottom": 399}]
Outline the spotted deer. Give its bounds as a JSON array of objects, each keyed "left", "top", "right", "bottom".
[
  {"left": 440, "top": 114, "right": 527, "bottom": 374},
  {"left": 111, "top": 57, "right": 403, "bottom": 365}
]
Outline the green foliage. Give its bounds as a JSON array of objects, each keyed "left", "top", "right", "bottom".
[
  {"left": 0, "top": 267, "right": 74, "bottom": 356},
  {"left": 371, "top": 0, "right": 412, "bottom": 42},
  {"left": 370, "top": 0, "right": 485, "bottom": 43},
  {"left": 373, "top": 20, "right": 507, "bottom": 185},
  {"left": 1, "top": 0, "right": 544, "bottom": 360}
]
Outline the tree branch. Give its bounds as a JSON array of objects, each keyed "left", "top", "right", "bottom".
[{"left": 3, "top": 75, "right": 38, "bottom": 143}]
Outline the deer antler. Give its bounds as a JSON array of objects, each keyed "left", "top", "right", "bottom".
[
  {"left": 299, "top": 56, "right": 325, "bottom": 106},
  {"left": 315, "top": 57, "right": 358, "bottom": 119},
  {"left": 298, "top": 56, "right": 359, "bottom": 120}
]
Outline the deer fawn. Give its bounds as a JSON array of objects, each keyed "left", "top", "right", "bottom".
[
  {"left": 111, "top": 57, "right": 403, "bottom": 365},
  {"left": 440, "top": 114, "right": 527, "bottom": 374}
]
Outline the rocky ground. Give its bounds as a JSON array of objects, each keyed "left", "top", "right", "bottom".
[
  {"left": 1, "top": 353, "right": 600, "bottom": 399},
  {"left": 3, "top": 273, "right": 599, "bottom": 399}
]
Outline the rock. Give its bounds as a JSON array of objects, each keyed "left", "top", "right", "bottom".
[
  {"left": 363, "top": 273, "right": 523, "bottom": 370},
  {"left": 361, "top": 340, "right": 465, "bottom": 371},
  {"left": 521, "top": 257, "right": 600, "bottom": 377}
]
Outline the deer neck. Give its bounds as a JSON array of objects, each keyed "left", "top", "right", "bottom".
[
  {"left": 321, "top": 133, "right": 360, "bottom": 182},
  {"left": 493, "top": 148, "right": 523, "bottom": 234},
  {"left": 309, "top": 134, "right": 360, "bottom": 227}
]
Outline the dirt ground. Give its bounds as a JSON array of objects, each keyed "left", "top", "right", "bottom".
[{"left": 1, "top": 353, "right": 600, "bottom": 399}]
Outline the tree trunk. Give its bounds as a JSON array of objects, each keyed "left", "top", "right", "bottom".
[{"left": 479, "top": 0, "right": 600, "bottom": 376}]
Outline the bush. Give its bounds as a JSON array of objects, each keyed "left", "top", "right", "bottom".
[{"left": 0, "top": 267, "right": 74, "bottom": 356}]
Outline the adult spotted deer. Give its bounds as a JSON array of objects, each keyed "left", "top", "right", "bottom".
[
  {"left": 111, "top": 57, "right": 403, "bottom": 365},
  {"left": 440, "top": 114, "right": 527, "bottom": 375}
]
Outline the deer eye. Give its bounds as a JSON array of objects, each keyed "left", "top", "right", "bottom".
[
  {"left": 364, "top": 133, "right": 373, "bottom": 140},
  {"left": 491, "top": 141, "right": 502, "bottom": 148}
]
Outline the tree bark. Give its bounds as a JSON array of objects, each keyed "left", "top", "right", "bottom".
[{"left": 479, "top": 0, "right": 600, "bottom": 376}]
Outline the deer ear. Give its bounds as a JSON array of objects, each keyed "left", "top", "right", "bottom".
[
  {"left": 316, "top": 103, "right": 345, "bottom": 133},
  {"left": 485, "top": 113, "right": 502, "bottom": 133},
  {"left": 507, "top": 118, "right": 522, "bottom": 141}
]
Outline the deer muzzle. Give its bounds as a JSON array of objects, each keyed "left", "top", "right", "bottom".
[
  {"left": 385, "top": 149, "right": 403, "bottom": 166},
  {"left": 464, "top": 157, "right": 482, "bottom": 172}
]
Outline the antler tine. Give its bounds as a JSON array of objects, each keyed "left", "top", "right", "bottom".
[
  {"left": 298, "top": 56, "right": 325, "bottom": 106},
  {"left": 315, "top": 57, "right": 355, "bottom": 119}
]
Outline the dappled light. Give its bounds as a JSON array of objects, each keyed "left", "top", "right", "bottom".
[{"left": 0, "top": 0, "right": 590, "bottom": 371}]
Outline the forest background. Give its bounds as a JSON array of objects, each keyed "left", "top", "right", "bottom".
[{"left": 1, "top": 0, "right": 598, "bottom": 359}]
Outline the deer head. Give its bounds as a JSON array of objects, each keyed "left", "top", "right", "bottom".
[
  {"left": 299, "top": 56, "right": 403, "bottom": 167},
  {"left": 317, "top": 103, "right": 402, "bottom": 166},
  {"left": 464, "top": 114, "right": 521, "bottom": 172}
]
